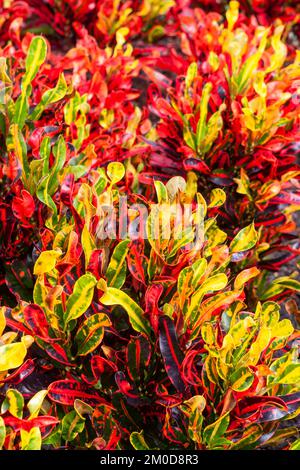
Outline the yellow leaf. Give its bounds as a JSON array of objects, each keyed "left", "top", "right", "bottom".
[
  {"left": 27, "top": 390, "right": 48, "bottom": 419},
  {"left": 234, "top": 267, "right": 260, "bottom": 290},
  {"left": 230, "top": 222, "right": 258, "bottom": 253},
  {"left": 0, "top": 342, "right": 27, "bottom": 371},
  {"left": 208, "top": 52, "right": 219, "bottom": 72},
  {"left": 226, "top": 1, "right": 239, "bottom": 31},
  {"left": 182, "top": 395, "right": 206, "bottom": 413},
  {"left": 107, "top": 162, "right": 125, "bottom": 184},
  {"left": 33, "top": 249, "right": 62, "bottom": 275},
  {"left": 208, "top": 188, "right": 226, "bottom": 208},
  {"left": 0, "top": 307, "right": 6, "bottom": 337}
]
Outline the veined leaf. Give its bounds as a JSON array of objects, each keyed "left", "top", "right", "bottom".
[
  {"left": 48, "top": 379, "right": 110, "bottom": 406},
  {"left": 208, "top": 188, "right": 226, "bottom": 208},
  {"left": 36, "top": 174, "right": 58, "bottom": 226},
  {"left": 2, "top": 389, "right": 24, "bottom": 418},
  {"left": 159, "top": 315, "right": 185, "bottom": 393},
  {"left": 48, "top": 135, "right": 66, "bottom": 195},
  {"left": 100, "top": 287, "right": 151, "bottom": 337},
  {"left": 203, "top": 412, "right": 230, "bottom": 448},
  {"left": 191, "top": 258, "right": 207, "bottom": 288},
  {"left": 275, "top": 364, "right": 300, "bottom": 385},
  {"left": 75, "top": 313, "right": 111, "bottom": 356},
  {"left": 260, "top": 278, "right": 300, "bottom": 301},
  {"left": 33, "top": 250, "right": 61, "bottom": 275},
  {"left": 30, "top": 73, "right": 68, "bottom": 120},
  {"left": 130, "top": 430, "right": 150, "bottom": 450},
  {"left": 230, "top": 367, "right": 255, "bottom": 392},
  {"left": 196, "top": 82, "right": 212, "bottom": 151},
  {"left": 62, "top": 410, "right": 85, "bottom": 442},
  {"left": 64, "top": 273, "right": 97, "bottom": 325},
  {"left": 186, "top": 273, "right": 228, "bottom": 325},
  {"left": 6, "top": 124, "right": 29, "bottom": 182},
  {"left": 234, "top": 267, "right": 260, "bottom": 290},
  {"left": 230, "top": 222, "right": 258, "bottom": 253},
  {"left": 106, "top": 240, "right": 130, "bottom": 288},
  {"left": 81, "top": 224, "right": 95, "bottom": 269},
  {"left": 20, "top": 427, "right": 42, "bottom": 450},
  {"left": 22, "top": 36, "right": 47, "bottom": 90}
]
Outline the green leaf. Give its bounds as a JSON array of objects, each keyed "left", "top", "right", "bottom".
[
  {"left": 0, "top": 416, "right": 5, "bottom": 450},
  {"left": 21, "top": 427, "right": 42, "bottom": 450},
  {"left": 48, "top": 135, "right": 66, "bottom": 195},
  {"left": 6, "top": 124, "right": 29, "bottom": 182},
  {"left": 191, "top": 258, "right": 207, "bottom": 288},
  {"left": 106, "top": 240, "right": 130, "bottom": 288},
  {"left": 186, "top": 273, "right": 228, "bottom": 325},
  {"left": 260, "top": 277, "right": 300, "bottom": 301},
  {"left": 61, "top": 410, "right": 85, "bottom": 442},
  {"left": 3, "top": 389, "right": 24, "bottom": 418},
  {"left": 196, "top": 82, "right": 212, "bottom": 151},
  {"left": 64, "top": 273, "right": 97, "bottom": 326},
  {"left": 30, "top": 73, "right": 68, "bottom": 120},
  {"left": 203, "top": 412, "right": 230, "bottom": 448},
  {"left": 27, "top": 390, "right": 48, "bottom": 418},
  {"left": 154, "top": 180, "right": 168, "bottom": 204},
  {"left": 81, "top": 224, "right": 95, "bottom": 269},
  {"left": 275, "top": 364, "right": 300, "bottom": 385},
  {"left": 290, "top": 438, "right": 300, "bottom": 450},
  {"left": 75, "top": 313, "right": 111, "bottom": 356},
  {"left": 36, "top": 175, "right": 58, "bottom": 227},
  {"left": 100, "top": 287, "right": 152, "bottom": 337},
  {"left": 14, "top": 86, "right": 30, "bottom": 128},
  {"left": 230, "top": 367, "right": 254, "bottom": 392},
  {"left": 230, "top": 222, "right": 258, "bottom": 253},
  {"left": 22, "top": 36, "right": 47, "bottom": 90},
  {"left": 185, "top": 62, "right": 198, "bottom": 91},
  {"left": 130, "top": 430, "right": 150, "bottom": 450}
]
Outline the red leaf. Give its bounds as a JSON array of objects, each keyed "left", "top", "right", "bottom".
[
  {"left": 24, "top": 304, "right": 50, "bottom": 338},
  {"left": 0, "top": 359, "right": 34, "bottom": 384},
  {"left": 12, "top": 190, "right": 35, "bottom": 219},
  {"left": 48, "top": 379, "right": 111, "bottom": 406}
]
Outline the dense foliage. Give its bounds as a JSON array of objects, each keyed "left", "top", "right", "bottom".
[{"left": 0, "top": 0, "right": 299, "bottom": 451}]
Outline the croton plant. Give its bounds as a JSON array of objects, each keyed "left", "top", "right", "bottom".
[{"left": 0, "top": 0, "right": 299, "bottom": 452}]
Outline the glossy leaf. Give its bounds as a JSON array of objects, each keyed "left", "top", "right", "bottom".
[
  {"left": 64, "top": 273, "right": 97, "bottom": 325},
  {"left": 75, "top": 313, "right": 111, "bottom": 356},
  {"left": 100, "top": 287, "right": 151, "bottom": 337}
]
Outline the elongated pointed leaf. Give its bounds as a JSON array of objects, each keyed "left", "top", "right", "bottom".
[
  {"left": 230, "top": 223, "right": 258, "bottom": 253},
  {"left": 64, "top": 273, "right": 97, "bottom": 325},
  {"left": 100, "top": 287, "right": 151, "bottom": 337},
  {"left": 22, "top": 36, "right": 47, "bottom": 90},
  {"left": 75, "top": 313, "right": 111, "bottom": 356},
  {"left": 48, "top": 379, "right": 110, "bottom": 406},
  {"left": 106, "top": 240, "right": 130, "bottom": 288},
  {"left": 159, "top": 315, "right": 185, "bottom": 393}
]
